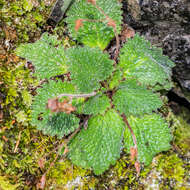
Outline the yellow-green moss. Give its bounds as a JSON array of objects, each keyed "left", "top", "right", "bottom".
[
  {"left": 169, "top": 109, "right": 190, "bottom": 155},
  {"left": 0, "top": 176, "right": 20, "bottom": 190},
  {"left": 48, "top": 160, "right": 90, "bottom": 188},
  {"left": 156, "top": 153, "right": 186, "bottom": 189},
  {"left": 0, "top": 0, "right": 55, "bottom": 44}
]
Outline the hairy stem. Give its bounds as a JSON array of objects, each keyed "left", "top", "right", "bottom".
[
  {"left": 65, "top": 125, "right": 81, "bottom": 144},
  {"left": 59, "top": 118, "right": 88, "bottom": 152},
  {"left": 89, "top": 1, "right": 120, "bottom": 60},
  {"left": 122, "top": 114, "right": 140, "bottom": 174},
  {"left": 57, "top": 91, "right": 97, "bottom": 98},
  {"left": 122, "top": 114, "right": 138, "bottom": 151},
  {"left": 93, "top": 2, "right": 109, "bottom": 20},
  {"left": 113, "top": 27, "right": 120, "bottom": 61},
  {"left": 82, "top": 18, "right": 105, "bottom": 23}
]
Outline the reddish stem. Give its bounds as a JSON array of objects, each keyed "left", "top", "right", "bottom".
[
  {"left": 87, "top": 1, "right": 120, "bottom": 60},
  {"left": 122, "top": 114, "right": 138, "bottom": 150},
  {"left": 122, "top": 114, "right": 141, "bottom": 174},
  {"left": 113, "top": 27, "right": 120, "bottom": 61}
]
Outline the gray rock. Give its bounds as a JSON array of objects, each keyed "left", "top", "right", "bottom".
[{"left": 125, "top": 0, "right": 190, "bottom": 103}]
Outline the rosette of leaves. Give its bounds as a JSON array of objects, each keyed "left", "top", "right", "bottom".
[
  {"left": 16, "top": 30, "right": 175, "bottom": 174},
  {"left": 67, "top": 35, "right": 174, "bottom": 174},
  {"left": 65, "top": 0, "right": 122, "bottom": 50}
]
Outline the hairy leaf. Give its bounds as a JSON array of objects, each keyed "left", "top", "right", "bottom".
[
  {"left": 65, "top": 0, "right": 122, "bottom": 49},
  {"left": 15, "top": 33, "right": 67, "bottom": 79},
  {"left": 68, "top": 110, "right": 124, "bottom": 175},
  {"left": 119, "top": 34, "right": 175, "bottom": 90},
  {"left": 108, "top": 69, "right": 123, "bottom": 90},
  {"left": 66, "top": 46, "right": 113, "bottom": 93},
  {"left": 31, "top": 80, "right": 76, "bottom": 134},
  {"left": 113, "top": 80, "right": 163, "bottom": 116},
  {"left": 80, "top": 94, "right": 110, "bottom": 115},
  {"left": 124, "top": 114, "right": 172, "bottom": 165},
  {"left": 45, "top": 112, "right": 79, "bottom": 138}
]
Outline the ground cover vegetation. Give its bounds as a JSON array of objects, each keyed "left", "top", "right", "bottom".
[
  {"left": 16, "top": 0, "right": 175, "bottom": 175},
  {"left": 0, "top": 0, "right": 190, "bottom": 189}
]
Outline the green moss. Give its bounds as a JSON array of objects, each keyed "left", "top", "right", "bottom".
[
  {"left": 0, "top": 0, "right": 53, "bottom": 45},
  {"left": 157, "top": 153, "right": 186, "bottom": 188},
  {"left": 0, "top": 1, "right": 59, "bottom": 189},
  {"left": 90, "top": 155, "right": 140, "bottom": 189},
  {"left": 0, "top": 54, "right": 36, "bottom": 126},
  {"left": 169, "top": 109, "right": 190, "bottom": 155},
  {"left": 47, "top": 160, "right": 93, "bottom": 189},
  {"left": 0, "top": 176, "right": 20, "bottom": 190}
]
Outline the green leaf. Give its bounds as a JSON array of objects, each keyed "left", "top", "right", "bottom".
[
  {"left": 15, "top": 33, "right": 67, "bottom": 80},
  {"left": 113, "top": 80, "right": 163, "bottom": 116},
  {"left": 66, "top": 46, "right": 113, "bottom": 93},
  {"left": 80, "top": 93, "right": 111, "bottom": 115},
  {"left": 119, "top": 34, "right": 175, "bottom": 90},
  {"left": 65, "top": 0, "right": 122, "bottom": 50},
  {"left": 124, "top": 114, "right": 172, "bottom": 165},
  {"left": 31, "top": 80, "right": 76, "bottom": 133},
  {"left": 108, "top": 69, "right": 123, "bottom": 90},
  {"left": 45, "top": 112, "right": 79, "bottom": 139},
  {"left": 68, "top": 110, "right": 124, "bottom": 175}
]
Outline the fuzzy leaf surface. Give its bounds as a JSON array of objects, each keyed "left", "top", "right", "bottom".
[
  {"left": 65, "top": 0, "right": 122, "bottom": 50},
  {"left": 68, "top": 110, "right": 124, "bottom": 175},
  {"left": 46, "top": 112, "right": 79, "bottom": 138},
  {"left": 119, "top": 34, "right": 175, "bottom": 90},
  {"left": 108, "top": 69, "right": 123, "bottom": 90},
  {"left": 66, "top": 46, "right": 113, "bottom": 93},
  {"left": 124, "top": 114, "right": 172, "bottom": 165},
  {"left": 15, "top": 33, "right": 67, "bottom": 79},
  {"left": 80, "top": 94, "right": 110, "bottom": 115},
  {"left": 113, "top": 80, "right": 163, "bottom": 116},
  {"left": 31, "top": 80, "right": 76, "bottom": 135}
]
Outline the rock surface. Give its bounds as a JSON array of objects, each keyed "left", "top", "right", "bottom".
[{"left": 125, "top": 0, "right": 190, "bottom": 102}]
